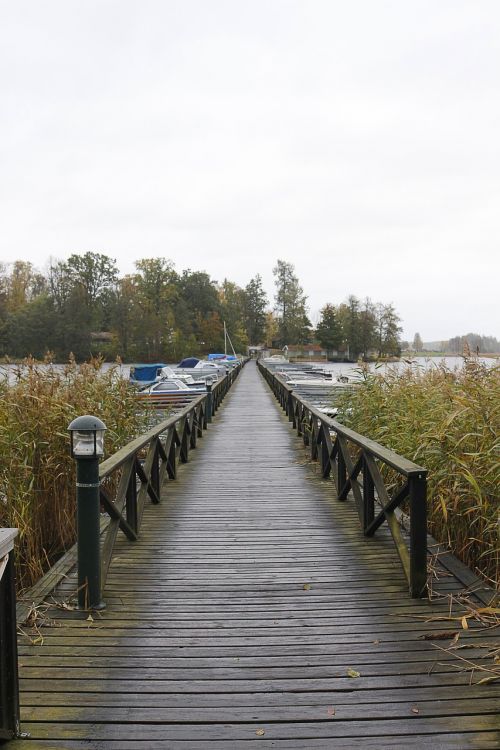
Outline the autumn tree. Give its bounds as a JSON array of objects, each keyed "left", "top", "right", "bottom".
[
  {"left": 413, "top": 332, "right": 423, "bottom": 351},
  {"left": 133, "top": 258, "right": 179, "bottom": 360},
  {"left": 219, "top": 280, "right": 248, "bottom": 353}
]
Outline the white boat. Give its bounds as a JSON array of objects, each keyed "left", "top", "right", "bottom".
[
  {"left": 136, "top": 378, "right": 207, "bottom": 408},
  {"left": 262, "top": 354, "right": 289, "bottom": 365}
]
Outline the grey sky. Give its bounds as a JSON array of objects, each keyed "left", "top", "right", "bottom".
[{"left": 1, "top": 0, "right": 499, "bottom": 341}]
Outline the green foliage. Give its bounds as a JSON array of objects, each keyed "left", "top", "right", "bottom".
[
  {"left": 0, "top": 255, "right": 408, "bottom": 363},
  {"left": 336, "top": 360, "right": 500, "bottom": 585},
  {"left": 323, "top": 296, "right": 402, "bottom": 360},
  {"left": 273, "top": 259, "right": 311, "bottom": 345},
  {"left": 316, "top": 304, "right": 342, "bottom": 352},
  {"left": 0, "top": 358, "right": 149, "bottom": 589},
  {"left": 244, "top": 275, "right": 268, "bottom": 344}
]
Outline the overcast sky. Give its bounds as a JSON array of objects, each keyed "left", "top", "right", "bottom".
[{"left": 1, "top": 1, "right": 499, "bottom": 341}]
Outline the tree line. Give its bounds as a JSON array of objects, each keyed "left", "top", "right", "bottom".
[
  {"left": 409, "top": 332, "right": 500, "bottom": 354},
  {"left": 0, "top": 254, "right": 403, "bottom": 361}
]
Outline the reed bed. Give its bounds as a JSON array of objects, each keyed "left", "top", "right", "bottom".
[
  {"left": 0, "top": 357, "right": 149, "bottom": 590},
  {"left": 337, "top": 358, "right": 499, "bottom": 588}
]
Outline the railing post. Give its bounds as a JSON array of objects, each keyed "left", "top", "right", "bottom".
[
  {"left": 206, "top": 383, "right": 213, "bottom": 423},
  {"left": 287, "top": 391, "right": 294, "bottom": 423},
  {"left": 151, "top": 439, "right": 161, "bottom": 490},
  {"left": 337, "top": 439, "right": 347, "bottom": 500},
  {"left": 126, "top": 461, "right": 138, "bottom": 534},
  {"left": 0, "top": 529, "right": 20, "bottom": 741},
  {"left": 362, "top": 453, "right": 375, "bottom": 532},
  {"left": 409, "top": 472, "right": 428, "bottom": 597}
]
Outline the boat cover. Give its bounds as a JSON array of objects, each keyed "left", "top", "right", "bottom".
[
  {"left": 207, "top": 353, "right": 237, "bottom": 361},
  {"left": 178, "top": 357, "right": 201, "bottom": 368},
  {"left": 130, "top": 363, "right": 167, "bottom": 382}
]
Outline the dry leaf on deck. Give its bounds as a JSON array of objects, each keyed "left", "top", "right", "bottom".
[{"left": 421, "top": 631, "right": 458, "bottom": 641}]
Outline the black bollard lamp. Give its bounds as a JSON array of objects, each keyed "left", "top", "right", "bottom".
[
  {"left": 68, "top": 415, "right": 106, "bottom": 458},
  {"left": 68, "top": 414, "right": 107, "bottom": 610}
]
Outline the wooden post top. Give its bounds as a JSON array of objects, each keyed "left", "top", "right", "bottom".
[{"left": 0, "top": 528, "right": 18, "bottom": 558}]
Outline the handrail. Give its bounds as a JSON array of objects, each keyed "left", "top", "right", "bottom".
[
  {"left": 16, "top": 361, "right": 245, "bottom": 618},
  {"left": 97, "top": 360, "right": 245, "bottom": 594},
  {"left": 258, "top": 361, "right": 428, "bottom": 598}
]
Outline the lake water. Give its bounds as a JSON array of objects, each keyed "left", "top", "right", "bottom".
[
  {"left": 0, "top": 355, "right": 497, "bottom": 386},
  {"left": 314, "top": 356, "right": 498, "bottom": 380}
]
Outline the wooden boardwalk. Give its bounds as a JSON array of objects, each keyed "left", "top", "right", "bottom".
[{"left": 14, "top": 362, "right": 500, "bottom": 748}]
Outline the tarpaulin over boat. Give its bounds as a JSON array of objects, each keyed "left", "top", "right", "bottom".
[
  {"left": 207, "top": 353, "right": 237, "bottom": 361},
  {"left": 130, "top": 364, "right": 167, "bottom": 382},
  {"left": 178, "top": 357, "right": 201, "bottom": 368}
]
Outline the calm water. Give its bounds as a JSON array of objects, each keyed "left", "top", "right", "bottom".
[
  {"left": 0, "top": 356, "right": 497, "bottom": 386},
  {"left": 317, "top": 356, "right": 498, "bottom": 380}
]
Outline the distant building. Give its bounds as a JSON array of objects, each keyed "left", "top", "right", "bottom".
[{"left": 287, "top": 344, "right": 327, "bottom": 360}]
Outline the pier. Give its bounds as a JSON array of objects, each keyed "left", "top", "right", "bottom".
[{"left": 6, "top": 361, "right": 500, "bottom": 748}]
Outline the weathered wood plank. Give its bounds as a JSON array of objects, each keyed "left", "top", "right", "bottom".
[{"left": 16, "top": 361, "right": 499, "bottom": 747}]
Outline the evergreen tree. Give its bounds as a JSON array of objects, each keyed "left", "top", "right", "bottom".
[
  {"left": 273, "top": 260, "right": 311, "bottom": 345},
  {"left": 359, "top": 297, "right": 377, "bottom": 359},
  {"left": 315, "top": 304, "right": 342, "bottom": 354},
  {"left": 337, "top": 296, "right": 362, "bottom": 360},
  {"left": 243, "top": 274, "right": 268, "bottom": 344},
  {"left": 413, "top": 332, "right": 423, "bottom": 352}
]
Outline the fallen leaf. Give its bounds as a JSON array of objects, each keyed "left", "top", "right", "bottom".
[
  {"left": 347, "top": 668, "right": 360, "bottom": 678},
  {"left": 461, "top": 616, "right": 469, "bottom": 630},
  {"left": 421, "top": 631, "right": 458, "bottom": 641},
  {"left": 411, "top": 707, "right": 419, "bottom": 714},
  {"left": 256, "top": 728, "right": 265, "bottom": 736},
  {"left": 303, "top": 583, "right": 311, "bottom": 591},
  {"left": 327, "top": 706, "right": 336, "bottom": 717},
  {"left": 87, "top": 614, "right": 94, "bottom": 623},
  {"left": 373, "top": 639, "right": 380, "bottom": 645}
]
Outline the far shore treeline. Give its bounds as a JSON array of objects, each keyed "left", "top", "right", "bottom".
[
  {"left": 2, "top": 254, "right": 497, "bottom": 363},
  {"left": 0, "top": 253, "right": 402, "bottom": 361}
]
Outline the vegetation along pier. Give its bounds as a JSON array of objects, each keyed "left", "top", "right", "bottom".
[{"left": 4, "top": 360, "right": 499, "bottom": 748}]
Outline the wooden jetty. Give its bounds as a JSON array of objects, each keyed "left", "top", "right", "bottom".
[{"left": 9, "top": 361, "right": 500, "bottom": 748}]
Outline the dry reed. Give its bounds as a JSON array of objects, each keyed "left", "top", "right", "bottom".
[
  {"left": 337, "top": 358, "right": 499, "bottom": 587},
  {"left": 0, "top": 357, "right": 149, "bottom": 590}
]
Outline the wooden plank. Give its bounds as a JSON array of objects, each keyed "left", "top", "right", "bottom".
[{"left": 15, "top": 361, "right": 499, "bottom": 748}]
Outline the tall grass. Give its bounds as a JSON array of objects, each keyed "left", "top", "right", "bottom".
[
  {"left": 0, "top": 357, "right": 149, "bottom": 590},
  {"left": 337, "top": 359, "right": 499, "bottom": 587}
]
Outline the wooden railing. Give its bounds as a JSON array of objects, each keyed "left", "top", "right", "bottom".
[
  {"left": 258, "top": 361, "right": 428, "bottom": 598},
  {"left": 97, "top": 361, "right": 244, "bottom": 593},
  {"left": 14, "top": 362, "right": 244, "bottom": 620}
]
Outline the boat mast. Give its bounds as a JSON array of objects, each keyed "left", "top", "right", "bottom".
[{"left": 224, "top": 321, "right": 238, "bottom": 359}]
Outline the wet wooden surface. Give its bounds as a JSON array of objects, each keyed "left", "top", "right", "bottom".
[{"left": 14, "top": 362, "right": 500, "bottom": 748}]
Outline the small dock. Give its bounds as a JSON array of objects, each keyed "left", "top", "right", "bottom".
[{"left": 13, "top": 362, "right": 500, "bottom": 748}]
